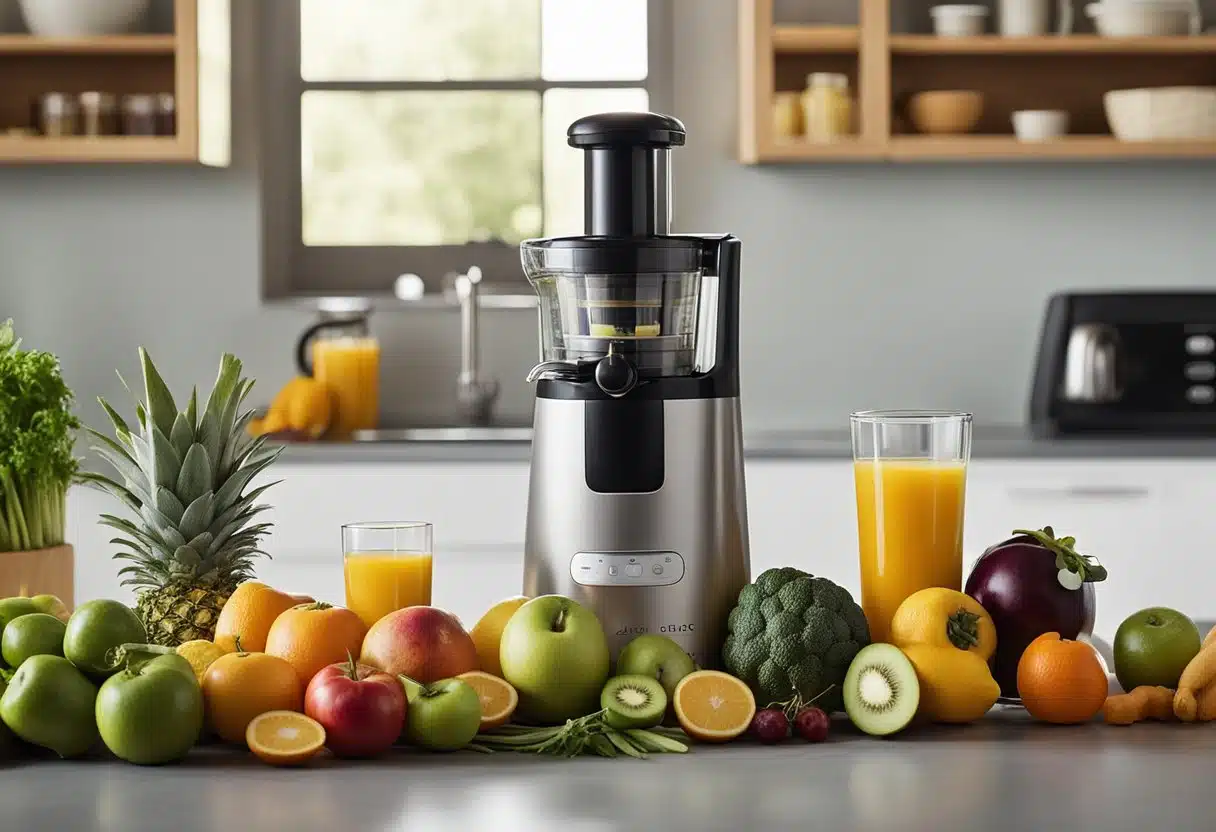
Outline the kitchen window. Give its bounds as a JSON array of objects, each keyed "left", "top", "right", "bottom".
[{"left": 259, "top": 0, "right": 671, "bottom": 299}]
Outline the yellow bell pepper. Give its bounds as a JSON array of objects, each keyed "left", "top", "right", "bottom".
[{"left": 890, "top": 587, "right": 997, "bottom": 660}]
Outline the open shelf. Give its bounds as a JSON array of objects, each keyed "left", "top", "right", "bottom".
[
  {"left": 0, "top": 136, "right": 193, "bottom": 163},
  {"left": 741, "top": 0, "right": 1216, "bottom": 163},
  {"left": 772, "top": 24, "right": 859, "bottom": 54},
  {"left": 0, "top": 35, "right": 177, "bottom": 55},
  {"left": 890, "top": 34, "right": 1216, "bottom": 55},
  {"left": 888, "top": 136, "right": 1216, "bottom": 161}
]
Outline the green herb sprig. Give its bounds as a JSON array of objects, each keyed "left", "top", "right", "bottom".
[
  {"left": 471, "top": 710, "right": 690, "bottom": 759},
  {"left": 0, "top": 320, "right": 80, "bottom": 552}
]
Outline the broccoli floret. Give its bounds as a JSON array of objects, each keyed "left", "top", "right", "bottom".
[{"left": 722, "top": 567, "right": 870, "bottom": 712}]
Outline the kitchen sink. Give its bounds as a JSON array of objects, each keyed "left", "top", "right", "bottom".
[{"left": 351, "top": 426, "right": 533, "bottom": 443}]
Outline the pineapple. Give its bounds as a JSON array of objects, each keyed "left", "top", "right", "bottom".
[{"left": 82, "top": 350, "right": 282, "bottom": 646}]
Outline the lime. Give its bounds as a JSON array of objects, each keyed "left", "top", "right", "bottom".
[
  {"left": 1, "top": 613, "right": 66, "bottom": 667},
  {"left": 0, "top": 654, "right": 98, "bottom": 758},
  {"left": 0, "top": 598, "right": 39, "bottom": 641},
  {"left": 96, "top": 649, "right": 203, "bottom": 765},
  {"left": 64, "top": 600, "right": 147, "bottom": 679}
]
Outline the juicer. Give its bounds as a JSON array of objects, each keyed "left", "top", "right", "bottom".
[{"left": 520, "top": 112, "right": 750, "bottom": 668}]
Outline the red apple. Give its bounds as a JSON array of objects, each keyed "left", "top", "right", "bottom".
[
  {"left": 304, "top": 655, "right": 406, "bottom": 758},
  {"left": 359, "top": 606, "right": 479, "bottom": 683}
]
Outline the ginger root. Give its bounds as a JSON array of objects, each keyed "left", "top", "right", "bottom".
[
  {"left": 1173, "top": 642, "right": 1216, "bottom": 721},
  {"left": 1103, "top": 686, "right": 1176, "bottom": 726}
]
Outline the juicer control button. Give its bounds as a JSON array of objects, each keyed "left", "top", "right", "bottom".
[
  {"left": 569, "top": 552, "right": 684, "bottom": 587},
  {"left": 1186, "top": 361, "right": 1216, "bottom": 382},
  {"left": 1187, "top": 385, "right": 1215, "bottom": 405},
  {"left": 1187, "top": 335, "right": 1215, "bottom": 356}
]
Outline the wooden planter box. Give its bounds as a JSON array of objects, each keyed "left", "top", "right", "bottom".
[{"left": 0, "top": 544, "right": 74, "bottom": 607}]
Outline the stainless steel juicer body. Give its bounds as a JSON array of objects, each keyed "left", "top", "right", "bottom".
[{"left": 521, "top": 113, "right": 751, "bottom": 667}]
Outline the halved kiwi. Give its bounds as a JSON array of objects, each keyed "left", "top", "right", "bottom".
[
  {"left": 601, "top": 674, "right": 667, "bottom": 729},
  {"left": 843, "top": 643, "right": 920, "bottom": 737}
]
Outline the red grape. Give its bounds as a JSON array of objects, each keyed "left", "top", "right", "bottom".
[
  {"left": 794, "top": 706, "right": 829, "bottom": 742},
  {"left": 750, "top": 707, "right": 789, "bottom": 744}
]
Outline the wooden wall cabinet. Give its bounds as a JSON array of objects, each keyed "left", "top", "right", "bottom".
[
  {"left": 741, "top": 0, "right": 1216, "bottom": 162},
  {"left": 0, "top": 0, "right": 229, "bottom": 164}
]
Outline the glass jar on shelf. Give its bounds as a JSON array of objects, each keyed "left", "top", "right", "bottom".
[
  {"left": 773, "top": 92, "right": 804, "bottom": 139},
  {"left": 801, "top": 73, "right": 853, "bottom": 143}
]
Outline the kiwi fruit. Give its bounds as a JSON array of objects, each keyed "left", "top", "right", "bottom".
[
  {"left": 843, "top": 643, "right": 920, "bottom": 736},
  {"left": 601, "top": 674, "right": 667, "bottom": 729}
]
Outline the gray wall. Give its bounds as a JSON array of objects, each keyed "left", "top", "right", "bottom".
[{"left": 2, "top": 0, "right": 1213, "bottom": 435}]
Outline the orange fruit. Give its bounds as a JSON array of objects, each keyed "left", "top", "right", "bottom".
[
  {"left": 469, "top": 596, "right": 529, "bottom": 678},
  {"left": 265, "top": 601, "right": 368, "bottom": 686},
  {"left": 202, "top": 649, "right": 304, "bottom": 744},
  {"left": 213, "top": 582, "right": 312, "bottom": 654},
  {"left": 1017, "top": 632, "right": 1108, "bottom": 724},
  {"left": 246, "top": 711, "right": 326, "bottom": 766},
  {"left": 458, "top": 670, "right": 519, "bottom": 730},
  {"left": 672, "top": 670, "right": 756, "bottom": 742}
]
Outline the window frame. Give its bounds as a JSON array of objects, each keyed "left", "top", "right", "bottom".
[{"left": 258, "top": 0, "right": 673, "bottom": 300}]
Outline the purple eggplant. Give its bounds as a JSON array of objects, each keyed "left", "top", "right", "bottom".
[{"left": 964, "top": 527, "right": 1107, "bottom": 697}]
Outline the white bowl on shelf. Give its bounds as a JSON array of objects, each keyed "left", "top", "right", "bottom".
[
  {"left": 1084, "top": 0, "right": 1201, "bottom": 36},
  {"left": 1013, "top": 110, "right": 1070, "bottom": 141},
  {"left": 930, "top": 4, "right": 990, "bottom": 36},
  {"left": 1104, "top": 86, "right": 1216, "bottom": 140},
  {"left": 18, "top": 0, "right": 150, "bottom": 36}
]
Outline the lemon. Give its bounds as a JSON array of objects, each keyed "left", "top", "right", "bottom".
[
  {"left": 176, "top": 640, "right": 229, "bottom": 683},
  {"left": 470, "top": 596, "right": 529, "bottom": 678}
]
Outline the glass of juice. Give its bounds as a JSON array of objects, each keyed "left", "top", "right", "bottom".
[
  {"left": 343, "top": 522, "right": 433, "bottom": 629},
  {"left": 851, "top": 410, "right": 972, "bottom": 643}
]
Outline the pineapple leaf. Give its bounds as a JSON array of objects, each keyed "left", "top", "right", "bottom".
[
  {"left": 77, "top": 473, "right": 144, "bottom": 514},
  {"left": 139, "top": 504, "right": 187, "bottom": 550},
  {"left": 99, "top": 514, "right": 174, "bottom": 557},
  {"left": 171, "top": 545, "right": 203, "bottom": 570},
  {"left": 185, "top": 531, "right": 214, "bottom": 553},
  {"left": 185, "top": 387, "right": 198, "bottom": 431},
  {"left": 203, "top": 354, "right": 242, "bottom": 434},
  {"left": 97, "top": 398, "right": 134, "bottom": 448},
  {"left": 90, "top": 444, "right": 154, "bottom": 507},
  {"left": 178, "top": 493, "right": 215, "bottom": 541},
  {"left": 217, "top": 378, "right": 245, "bottom": 467},
  {"left": 169, "top": 411, "right": 195, "bottom": 461},
  {"left": 136, "top": 402, "right": 147, "bottom": 431},
  {"left": 197, "top": 412, "right": 222, "bottom": 482},
  {"left": 139, "top": 347, "right": 179, "bottom": 439},
  {"left": 212, "top": 452, "right": 279, "bottom": 514},
  {"left": 109, "top": 537, "right": 154, "bottom": 560},
  {"left": 127, "top": 431, "right": 152, "bottom": 475},
  {"left": 150, "top": 424, "right": 182, "bottom": 490},
  {"left": 177, "top": 443, "right": 213, "bottom": 505},
  {"left": 153, "top": 486, "right": 186, "bottom": 525},
  {"left": 208, "top": 487, "right": 273, "bottom": 535}
]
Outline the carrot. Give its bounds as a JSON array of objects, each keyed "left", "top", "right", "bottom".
[
  {"left": 1174, "top": 643, "right": 1216, "bottom": 721},
  {"left": 1197, "top": 685, "right": 1216, "bottom": 722},
  {"left": 1103, "top": 686, "right": 1175, "bottom": 726}
]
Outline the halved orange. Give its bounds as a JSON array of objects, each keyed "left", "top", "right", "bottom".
[
  {"left": 458, "top": 670, "right": 519, "bottom": 730},
  {"left": 672, "top": 670, "right": 756, "bottom": 742},
  {"left": 246, "top": 711, "right": 326, "bottom": 766}
]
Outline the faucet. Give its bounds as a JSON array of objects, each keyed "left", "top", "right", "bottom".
[{"left": 455, "top": 266, "right": 500, "bottom": 426}]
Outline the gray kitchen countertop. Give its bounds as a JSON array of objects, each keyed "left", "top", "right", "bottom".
[
  {"left": 2, "top": 708, "right": 1210, "bottom": 832},
  {"left": 275, "top": 425, "right": 1216, "bottom": 464}
]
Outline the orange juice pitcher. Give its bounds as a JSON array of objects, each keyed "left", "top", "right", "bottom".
[
  {"left": 297, "top": 300, "right": 379, "bottom": 438},
  {"left": 851, "top": 411, "right": 972, "bottom": 643}
]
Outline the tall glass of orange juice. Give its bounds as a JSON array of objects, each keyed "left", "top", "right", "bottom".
[
  {"left": 313, "top": 337, "right": 380, "bottom": 438},
  {"left": 343, "top": 522, "right": 433, "bottom": 629},
  {"left": 851, "top": 411, "right": 972, "bottom": 643}
]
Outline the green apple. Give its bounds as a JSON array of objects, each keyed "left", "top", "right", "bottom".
[
  {"left": 1114, "top": 607, "right": 1201, "bottom": 691},
  {"left": 616, "top": 634, "right": 696, "bottom": 703},
  {"left": 1, "top": 654, "right": 98, "bottom": 758},
  {"left": 96, "top": 649, "right": 203, "bottom": 765},
  {"left": 403, "top": 677, "right": 481, "bottom": 751},
  {"left": 499, "top": 595, "right": 610, "bottom": 724},
  {"left": 0, "top": 598, "right": 38, "bottom": 643}
]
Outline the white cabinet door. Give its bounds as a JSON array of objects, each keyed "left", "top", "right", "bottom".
[
  {"left": 965, "top": 460, "right": 1210, "bottom": 641},
  {"left": 745, "top": 460, "right": 860, "bottom": 596}
]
